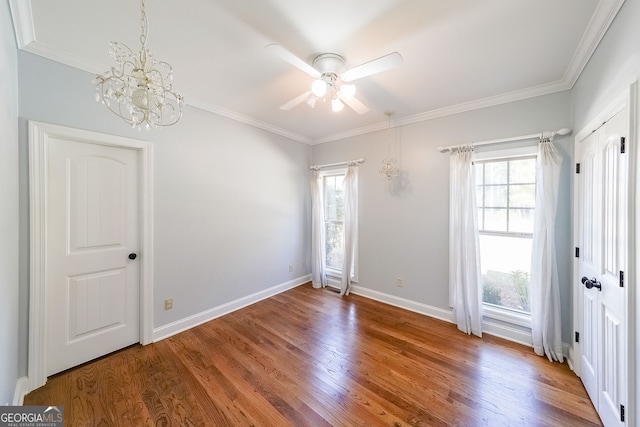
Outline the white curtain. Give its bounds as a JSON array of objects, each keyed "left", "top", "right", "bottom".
[
  {"left": 311, "top": 170, "right": 327, "bottom": 288},
  {"left": 341, "top": 165, "right": 358, "bottom": 296},
  {"left": 449, "top": 145, "right": 483, "bottom": 337},
  {"left": 530, "top": 134, "right": 563, "bottom": 362}
]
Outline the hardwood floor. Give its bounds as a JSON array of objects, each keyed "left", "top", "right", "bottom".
[{"left": 25, "top": 283, "right": 602, "bottom": 426}]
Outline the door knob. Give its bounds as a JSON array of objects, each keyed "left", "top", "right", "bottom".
[
  {"left": 128, "top": 253, "right": 137, "bottom": 260},
  {"left": 581, "top": 276, "right": 602, "bottom": 291}
]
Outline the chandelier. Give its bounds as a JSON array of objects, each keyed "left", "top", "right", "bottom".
[
  {"left": 379, "top": 111, "right": 400, "bottom": 181},
  {"left": 94, "top": 0, "right": 183, "bottom": 130}
]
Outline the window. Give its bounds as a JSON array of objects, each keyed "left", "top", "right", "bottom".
[
  {"left": 476, "top": 154, "right": 536, "bottom": 314},
  {"left": 323, "top": 172, "right": 345, "bottom": 273}
]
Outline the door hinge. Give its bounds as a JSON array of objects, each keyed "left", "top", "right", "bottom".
[
  {"left": 575, "top": 247, "right": 580, "bottom": 258},
  {"left": 621, "top": 137, "right": 626, "bottom": 154},
  {"left": 575, "top": 332, "right": 580, "bottom": 343},
  {"left": 621, "top": 404, "right": 625, "bottom": 422},
  {"left": 620, "top": 271, "right": 624, "bottom": 288},
  {"left": 576, "top": 163, "right": 581, "bottom": 174}
]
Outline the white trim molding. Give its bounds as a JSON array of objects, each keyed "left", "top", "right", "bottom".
[
  {"left": 8, "top": 0, "right": 34, "bottom": 49},
  {"left": 348, "top": 284, "right": 550, "bottom": 348},
  {"left": 27, "top": 121, "right": 154, "bottom": 392},
  {"left": 9, "top": 0, "right": 626, "bottom": 146},
  {"left": 152, "top": 275, "right": 311, "bottom": 342},
  {"left": 12, "top": 377, "right": 29, "bottom": 406},
  {"left": 349, "top": 284, "right": 455, "bottom": 324}
]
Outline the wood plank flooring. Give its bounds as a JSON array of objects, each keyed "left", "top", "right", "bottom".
[{"left": 25, "top": 283, "right": 602, "bottom": 426}]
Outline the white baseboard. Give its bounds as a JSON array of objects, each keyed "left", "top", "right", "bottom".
[
  {"left": 566, "top": 343, "right": 576, "bottom": 372},
  {"left": 13, "top": 377, "right": 29, "bottom": 405},
  {"left": 349, "top": 284, "right": 455, "bottom": 323},
  {"left": 152, "top": 275, "right": 310, "bottom": 342},
  {"left": 349, "top": 284, "right": 571, "bottom": 358}
]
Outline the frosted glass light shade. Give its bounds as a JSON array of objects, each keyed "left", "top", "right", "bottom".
[
  {"left": 311, "top": 79, "right": 327, "bottom": 97},
  {"left": 331, "top": 98, "right": 344, "bottom": 112}
]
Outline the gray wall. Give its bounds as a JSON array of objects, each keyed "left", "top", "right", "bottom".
[
  {"left": 573, "top": 0, "right": 640, "bottom": 131},
  {"left": 7, "top": 0, "right": 640, "bottom": 406},
  {"left": 17, "top": 51, "right": 312, "bottom": 377},
  {"left": 0, "top": 0, "right": 20, "bottom": 404},
  {"left": 312, "top": 92, "right": 574, "bottom": 341},
  {"left": 571, "top": 0, "right": 640, "bottom": 417}
]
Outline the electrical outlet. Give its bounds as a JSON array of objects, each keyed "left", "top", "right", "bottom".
[
  {"left": 289, "top": 264, "right": 293, "bottom": 272},
  {"left": 164, "top": 298, "right": 173, "bottom": 310},
  {"left": 396, "top": 277, "right": 404, "bottom": 287}
]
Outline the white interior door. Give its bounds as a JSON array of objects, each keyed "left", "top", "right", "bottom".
[
  {"left": 46, "top": 136, "right": 140, "bottom": 375},
  {"left": 576, "top": 105, "right": 628, "bottom": 427},
  {"left": 576, "top": 130, "right": 600, "bottom": 404}
]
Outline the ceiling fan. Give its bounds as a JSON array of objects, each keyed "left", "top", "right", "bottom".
[{"left": 266, "top": 44, "right": 402, "bottom": 114}]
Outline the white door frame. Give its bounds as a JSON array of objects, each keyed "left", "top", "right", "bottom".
[
  {"left": 572, "top": 82, "right": 637, "bottom": 426},
  {"left": 28, "top": 121, "right": 154, "bottom": 392}
]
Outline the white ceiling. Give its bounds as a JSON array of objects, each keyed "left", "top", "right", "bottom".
[{"left": 11, "top": 0, "right": 624, "bottom": 143}]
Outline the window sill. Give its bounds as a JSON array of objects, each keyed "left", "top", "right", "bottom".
[
  {"left": 325, "top": 269, "right": 358, "bottom": 287},
  {"left": 483, "top": 304, "right": 531, "bottom": 328}
]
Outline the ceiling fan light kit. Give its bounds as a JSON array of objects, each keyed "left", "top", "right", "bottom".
[
  {"left": 266, "top": 44, "right": 402, "bottom": 115},
  {"left": 331, "top": 97, "right": 345, "bottom": 112}
]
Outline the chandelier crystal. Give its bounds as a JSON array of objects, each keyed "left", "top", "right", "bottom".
[
  {"left": 379, "top": 111, "right": 400, "bottom": 181},
  {"left": 94, "top": 0, "right": 183, "bottom": 130}
]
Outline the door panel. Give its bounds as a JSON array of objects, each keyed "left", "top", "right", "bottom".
[
  {"left": 47, "top": 137, "right": 140, "bottom": 376},
  {"left": 577, "top": 131, "right": 599, "bottom": 404},
  {"left": 598, "top": 110, "right": 627, "bottom": 427},
  {"left": 68, "top": 268, "right": 127, "bottom": 340},
  {"left": 69, "top": 156, "right": 127, "bottom": 251},
  {"left": 581, "top": 290, "right": 598, "bottom": 401},
  {"left": 576, "top": 105, "right": 628, "bottom": 427}
]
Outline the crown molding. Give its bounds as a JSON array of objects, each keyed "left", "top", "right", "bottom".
[
  {"left": 185, "top": 97, "right": 312, "bottom": 144},
  {"left": 9, "top": 0, "right": 311, "bottom": 145},
  {"left": 313, "top": 79, "right": 571, "bottom": 144},
  {"left": 9, "top": 0, "right": 35, "bottom": 48},
  {"left": 10, "top": 0, "right": 625, "bottom": 146},
  {"left": 562, "top": 0, "right": 626, "bottom": 88},
  {"left": 311, "top": 0, "right": 626, "bottom": 144}
]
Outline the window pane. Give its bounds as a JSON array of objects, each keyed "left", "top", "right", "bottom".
[
  {"left": 476, "top": 186, "right": 484, "bottom": 208},
  {"left": 484, "top": 161, "right": 507, "bottom": 185},
  {"left": 509, "top": 184, "right": 535, "bottom": 208},
  {"left": 479, "top": 234, "right": 531, "bottom": 313},
  {"left": 509, "top": 158, "right": 536, "bottom": 183},
  {"left": 484, "top": 208, "right": 507, "bottom": 232},
  {"left": 485, "top": 185, "right": 507, "bottom": 207},
  {"left": 475, "top": 164, "right": 484, "bottom": 186},
  {"left": 325, "top": 222, "right": 344, "bottom": 270},
  {"left": 509, "top": 208, "right": 534, "bottom": 233},
  {"left": 324, "top": 176, "right": 344, "bottom": 221}
]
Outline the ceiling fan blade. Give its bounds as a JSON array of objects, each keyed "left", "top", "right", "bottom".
[
  {"left": 341, "top": 52, "right": 403, "bottom": 82},
  {"left": 341, "top": 95, "right": 369, "bottom": 115},
  {"left": 280, "top": 91, "right": 312, "bottom": 110},
  {"left": 266, "top": 44, "right": 321, "bottom": 79}
]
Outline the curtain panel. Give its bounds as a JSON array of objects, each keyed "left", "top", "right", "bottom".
[
  {"left": 530, "top": 136, "right": 563, "bottom": 362},
  {"left": 341, "top": 165, "right": 358, "bottom": 295},
  {"left": 311, "top": 170, "right": 327, "bottom": 288},
  {"left": 449, "top": 146, "right": 483, "bottom": 337}
]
